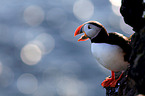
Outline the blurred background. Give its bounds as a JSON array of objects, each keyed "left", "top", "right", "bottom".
[{"left": 0, "top": 0, "right": 134, "bottom": 96}]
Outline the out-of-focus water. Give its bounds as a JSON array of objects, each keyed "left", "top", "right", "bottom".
[{"left": 0, "top": 0, "right": 134, "bottom": 96}]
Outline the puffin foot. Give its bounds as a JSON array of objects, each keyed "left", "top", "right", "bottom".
[{"left": 101, "top": 71, "right": 123, "bottom": 88}]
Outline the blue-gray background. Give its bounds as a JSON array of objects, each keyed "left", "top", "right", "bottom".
[{"left": 0, "top": 0, "right": 134, "bottom": 96}]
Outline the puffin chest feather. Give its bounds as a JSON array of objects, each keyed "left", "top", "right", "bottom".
[{"left": 91, "top": 43, "right": 129, "bottom": 72}]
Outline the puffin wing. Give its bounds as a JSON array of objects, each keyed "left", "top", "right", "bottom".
[{"left": 108, "top": 32, "right": 131, "bottom": 62}]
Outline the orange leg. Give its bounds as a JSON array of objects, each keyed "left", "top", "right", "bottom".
[{"left": 101, "top": 71, "right": 123, "bottom": 88}]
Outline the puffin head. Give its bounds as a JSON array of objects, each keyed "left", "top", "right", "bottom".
[{"left": 74, "top": 21, "right": 105, "bottom": 41}]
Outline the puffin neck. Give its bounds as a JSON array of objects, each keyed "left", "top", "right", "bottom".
[{"left": 91, "top": 28, "right": 109, "bottom": 43}]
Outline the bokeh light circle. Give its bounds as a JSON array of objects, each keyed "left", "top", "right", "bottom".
[
  {"left": 34, "top": 33, "right": 55, "bottom": 54},
  {"left": 109, "top": 0, "right": 121, "bottom": 7},
  {"left": 17, "top": 73, "right": 38, "bottom": 94},
  {"left": 23, "top": 5, "right": 44, "bottom": 26},
  {"left": 20, "top": 44, "right": 42, "bottom": 65},
  {"left": 73, "top": 0, "right": 94, "bottom": 21},
  {"left": 56, "top": 76, "right": 88, "bottom": 96},
  {"left": 110, "top": 0, "right": 121, "bottom": 16}
]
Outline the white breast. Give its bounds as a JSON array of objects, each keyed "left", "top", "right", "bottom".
[{"left": 91, "top": 43, "right": 129, "bottom": 72}]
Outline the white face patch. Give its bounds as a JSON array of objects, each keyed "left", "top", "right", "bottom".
[{"left": 83, "top": 24, "right": 102, "bottom": 39}]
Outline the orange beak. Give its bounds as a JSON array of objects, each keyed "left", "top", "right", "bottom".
[{"left": 74, "top": 24, "right": 89, "bottom": 41}]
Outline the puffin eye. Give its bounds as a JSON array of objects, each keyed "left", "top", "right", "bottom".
[{"left": 88, "top": 25, "right": 91, "bottom": 29}]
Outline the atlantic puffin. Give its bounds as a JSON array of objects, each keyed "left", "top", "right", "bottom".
[{"left": 74, "top": 21, "right": 131, "bottom": 87}]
